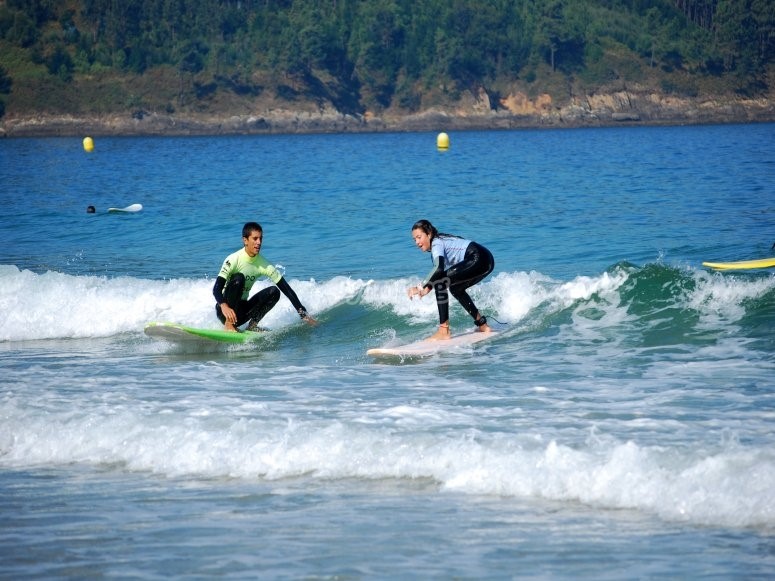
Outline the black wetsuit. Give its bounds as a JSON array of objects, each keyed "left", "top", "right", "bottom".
[
  {"left": 213, "top": 274, "right": 307, "bottom": 328},
  {"left": 423, "top": 240, "right": 494, "bottom": 325}
]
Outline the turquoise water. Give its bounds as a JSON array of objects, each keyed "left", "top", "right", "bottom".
[{"left": 1, "top": 124, "right": 774, "bottom": 578}]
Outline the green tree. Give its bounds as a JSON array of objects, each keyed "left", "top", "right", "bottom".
[
  {"left": 0, "top": 65, "right": 12, "bottom": 94},
  {"left": 6, "top": 0, "right": 56, "bottom": 26},
  {"left": 2, "top": 8, "right": 38, "bottom": 47},
  {"left": 1, "top": 0, "right": 773, "bottom": 115},
  {"left": 714, "top": 0, "right": 763, "bottom": 91},
  {"left": 0, "top": 64, "right": 11, "bottom": 118},
  {"left": 44, "top": 43, "right": 74, "bottom": 81},
  {"left": 750, "top": 0, "right": 774, "bottom": 63},
  {"left": 348, "top": 0, "right": 406, "bottom": 108}
]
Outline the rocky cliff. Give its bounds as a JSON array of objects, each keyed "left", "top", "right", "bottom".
[{"left": 2, "top": 87, "right": 773, "bottom": 137}]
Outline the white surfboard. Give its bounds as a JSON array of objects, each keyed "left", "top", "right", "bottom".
[
  {"left": 108, "top": 203, "right": 143, "bottom": 213},
  {"left": 367, "top": 330, "right": 499, "bottom": 358}
]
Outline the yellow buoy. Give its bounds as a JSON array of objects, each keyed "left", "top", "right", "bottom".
[
  {"left": 83, "top": 136, "right": 94, "bottom": 152},
  {"left": 436, "top": 132, "right": 449, "bottom": 150}
]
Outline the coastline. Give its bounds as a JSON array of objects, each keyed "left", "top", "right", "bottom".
[{"left": 2, "top": 90, "right": 774, "bottom": 137}]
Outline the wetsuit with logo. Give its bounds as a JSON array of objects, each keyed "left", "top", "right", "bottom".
[
  {"left": 421, "top": 235, "right": 494, "bottom": 326},
  {"left": 213, "top": 248, "right": 307, "bottom": 327}
]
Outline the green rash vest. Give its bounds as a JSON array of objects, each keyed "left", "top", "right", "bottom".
[{"left": 218, "top": 249, "right": 282, "bottom": 300}]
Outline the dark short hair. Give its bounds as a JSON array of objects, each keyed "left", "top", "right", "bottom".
[{"left": 242, "top": 222, "right": 263, "bottom": 238}]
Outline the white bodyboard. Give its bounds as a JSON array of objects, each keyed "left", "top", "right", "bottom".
[
  {"left": 367, "top": 330, "right": 499, "bottom": 358},
  {"left": 108, "top": 203, "right": 143, "bottom": 213}
]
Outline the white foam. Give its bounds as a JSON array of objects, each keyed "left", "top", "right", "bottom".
[
  {"left": 688, "top": 269, "right": 775, "bottom": 326},
  {"left": 2, "top": 400, "right": 772, "bottom": 528},
  {"left": 2, "top": 263, "right": 771, "bottom": 357},
  {"left": 0, "top": 265, "right": 376, "bottom": 342},
  {"left": 360, "top": 268, "right": 631, "bottom": 327}
]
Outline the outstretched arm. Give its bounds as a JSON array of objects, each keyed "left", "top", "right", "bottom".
[
  {"left": 276, "top": 277, "right": 317, "bottom": 325},
  {"left": 407, "top": 256, "right": 446, "bottom": 299}
]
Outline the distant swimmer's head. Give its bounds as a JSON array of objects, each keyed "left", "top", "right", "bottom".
[
  {"left": 411, "top": 219, "right": 437, "bottom": 252},
  {"left": 86, "top": 205, "right": 96, "bottom": 213}
]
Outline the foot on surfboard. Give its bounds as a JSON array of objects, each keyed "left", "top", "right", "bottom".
[
  {"left": 425, "top": 324, "right": 451, "bottom": 341},
  {"left": 246, "top": 319, "right": 270, "bottom": 332}
]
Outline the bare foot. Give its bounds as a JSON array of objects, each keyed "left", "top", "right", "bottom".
[
  {"left": 426, "top": 325, "right": 451, "bottom": 341},
  {"left": 477, "top": 323, "right": 492, "bottom": 333}
]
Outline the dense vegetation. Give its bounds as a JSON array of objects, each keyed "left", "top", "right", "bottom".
[{"left": 0, "top": 0, "right": 772, "bottom": 119}]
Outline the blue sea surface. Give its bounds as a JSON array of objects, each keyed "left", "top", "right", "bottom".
[{"left": 1, "top": 124, "right": 774, "bottom": 578}]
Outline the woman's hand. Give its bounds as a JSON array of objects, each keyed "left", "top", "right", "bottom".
[{"left": 407, "top": 285, "right": 429, "bottom": 300}]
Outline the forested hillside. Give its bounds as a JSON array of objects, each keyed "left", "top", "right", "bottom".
[{"left": 0, "top": 0, "right": 772, "bottom": 129}]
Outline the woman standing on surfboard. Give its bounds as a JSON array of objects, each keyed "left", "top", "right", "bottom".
[
  {"left": 213, "top": 222, "right": 316, "bottom": 332},
  {"left": 407, "top": 219, "right": 494, "bottom": 341}
]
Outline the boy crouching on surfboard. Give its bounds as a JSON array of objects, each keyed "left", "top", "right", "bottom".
[{"left": 213, "top": 222, "right": 317, "bottom": 331}]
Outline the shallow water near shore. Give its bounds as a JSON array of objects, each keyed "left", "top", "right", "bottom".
[{"left": 1, "top": 124, "right": 774, "bottom": 578}]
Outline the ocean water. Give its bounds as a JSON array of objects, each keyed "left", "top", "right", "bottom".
[{"left": 1, "top": 124, "right": 774, "bottom": 579}]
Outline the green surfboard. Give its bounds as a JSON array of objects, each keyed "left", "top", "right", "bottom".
[{"left": 144, "top": 321, "right": 264, "bottom": 344}]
